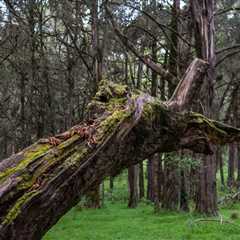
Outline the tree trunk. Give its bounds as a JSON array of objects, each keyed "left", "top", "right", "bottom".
[
  {"left": 139, "top": 162, "right": 145, "bottom": 199},
  {"left": 152, "top": 153, "right": 161, "bottom": 212},
  {"left": 85, "top": 186, "right": 101, "bottom": 208},
  {"left": 191, "top": 0, "right": 218, "bottom": 216},
  {"left": 227, "top": 143, "right": 236, "bottom": 187},
  {"left": 1, "top": 60, "right": 240, "bottom": 239},
  {"left": 236, "top": 88, "right": 240, "bottom": 188},
  {"left": 180, "top": 169, "right": 189, "bottom": 212},
  {"left": 168, "top": 0, "right": 180, "bottom": 95},
  {"left": 237, "top": 145, "right": 240, "bottom": 188},
  {"left": 147, "top": 37, "right": 158, "bottom": 203},
  {"left": 162, "top": 155, "right": 180, "bottom": 210},
  {"left": 128, "top": 165, "right": 139, "bottom": 208},
  {"left": 109, "top": 176, "right": 114, "bottom": 198},
  {"left": 91, "top": 0, "right": 100, "bottom": 94},
  {"left": 147, "top": 159, "right": 154, "bottom": 201},
  {"left": 86, "top": 0, "right": 103, "bottom": 207},
  {"left": 216, "top": 146, "right": 225, "bottom": 188},
  {"left": 162, "top": 0, "right": 181, "bottom": 211}
]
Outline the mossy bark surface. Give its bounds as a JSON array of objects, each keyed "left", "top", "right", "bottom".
[{"left": 0, "top": 79, "right": 240, "bottom": 240}]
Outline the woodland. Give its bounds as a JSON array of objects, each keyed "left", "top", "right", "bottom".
[{"left": 0, "top": 0, "right": 240, "bottom": 239}]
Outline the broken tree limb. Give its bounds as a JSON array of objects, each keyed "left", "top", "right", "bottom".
[
  {"left": 0, "top": 61, "right": 240, "bottom": 239},
  {"left": 167, "top": 58, "right": 209, "bottom": 111}
]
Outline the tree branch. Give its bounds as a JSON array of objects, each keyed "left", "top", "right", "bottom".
[
  {"left": 105, "top": 6, "right": 178, "bottom": 85},
  {"left": 167, "top": 58, "right": 209, "bottom": 111}
]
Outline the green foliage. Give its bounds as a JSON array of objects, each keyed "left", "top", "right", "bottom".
[
  {"left": 162, "top": 152, "right": 200, "bottom": 171},
  {"left": 44, "top": 202, "right": 240, "bottom": 240}
]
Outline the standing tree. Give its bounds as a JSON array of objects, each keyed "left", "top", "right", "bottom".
[{"left": 191, "top": 0, "right": 218, "bottom": 215}]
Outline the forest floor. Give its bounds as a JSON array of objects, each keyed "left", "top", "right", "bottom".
[{"left": 44, "top": 201, "right": 240, "bottom": 240}]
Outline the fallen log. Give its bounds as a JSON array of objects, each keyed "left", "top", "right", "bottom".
[{"left": 0, "top": 59, "right": 240, "bottom": 240}]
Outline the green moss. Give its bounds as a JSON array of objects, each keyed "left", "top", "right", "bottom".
[
  {"left": 62, "top": 147, "right": 88, "bottom": 168},
  {"left": 142, "top": 104, "right": 154, "bottom": 119},
  {"left": 95, "top": 80, "right": 128, "bottom": 103},
  {"left": 95, "top": 80, "right": 114, "bottom": 101},
  {"left": 107, "top": 97, "right": 126, "bottom": 111},
  {"left": 3, "top": 190, "right": 39, "bottom": 225},
  {"left": 87, "top": 100, "right": 106, "bottom": 110},
  {"left": 113, "top": 84, "right": 127, "bottom": 96},
  {"left": 97, "top": 110, "right": 130, "bottom": 140},
  {"left": 189, "top": 112, "right": 227, "bottom": 137},
  {"left": 17, "top": 174, "right": 34, "bottom": 191},
  {"left": 57, "top": 134, "right": 80, "bottom": 150},
  {"left": 141, "top": 99, "right": 169, "bottom": 123},
  {"left": 0, "top": 144, "right": 51, "bottom": 182}
]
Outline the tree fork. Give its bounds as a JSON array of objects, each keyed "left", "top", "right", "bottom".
[{"left": 0, "top": 59, "right": 240, "bottom": 239}]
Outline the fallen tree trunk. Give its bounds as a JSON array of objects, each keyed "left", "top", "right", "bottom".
[{"left": 0, "top": 59, "right": 240, "bottom": 239}]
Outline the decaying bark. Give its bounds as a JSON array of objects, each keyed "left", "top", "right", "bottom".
[{"left": 0, "top": 59, "right": 240, "bottom": 239}]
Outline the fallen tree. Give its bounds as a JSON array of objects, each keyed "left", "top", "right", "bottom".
[{"left": 0, "top": 59, "right": 240, "bottom": 240}]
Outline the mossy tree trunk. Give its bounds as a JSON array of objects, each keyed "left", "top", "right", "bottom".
[{"left": 1, "top": 59, "right": 240, "bottom": 239}]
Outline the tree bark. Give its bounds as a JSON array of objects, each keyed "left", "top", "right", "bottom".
[
  {"left": 152, "top": 154, "right": 161, "bottom": 212},
  {"left": 147, "top": 159, "right": 154, "bottom": 201},
  {"left": 128, "top": 164, "right": 139, "bottom": 208},
  {"left": 147, "top": 36, "right": 159, "bottom": 203},
  {"left": 84, "top": 186, "right": 101, "bottom": 208},
  {"left": 162, "top": 154, "right": 179, "bottom": 210},
  {"left": 216, "top": 146, "right": 225, "bottom": 188},
  {"left": 227, "top": 143, "right": 236, "bottom": 187},
  {"left": 1, "top": 59, "right": 240, "bottom": 239},
  {"left": 109, "top": 176, "right": 114, "bottom": 197},
  {"left": 180, "top": 168, "right": 189, "bottom": 212},
  {"left": 237, "top": 145, "right": 240, "bottom": 188},
  {"left": 139, "top": 162, "right": 145, "bottom": 199},
  {"left": 191, "top": 0, "right": 218, "bottom": 216}
]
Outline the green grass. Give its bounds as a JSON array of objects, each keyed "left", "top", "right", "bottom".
[
  {"left": 44, "top": 159, "right": 238, "bottom": 240},
  {"left": 44, "top": 202, "right": 240, "bottom": 240}
]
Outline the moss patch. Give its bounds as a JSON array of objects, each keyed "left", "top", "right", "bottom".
[
  {"left": 95, "top": 80, "right": 128, "bottom": 103},
  {"left": 3, "top": 190, "right": 39, "bottom": 225},
  {"left": 0, "top": 144, "right": 51, "bottom": 182},
  {"left": 62, "top": 147, "right": 88, "bottom": 168},
  {"left": 98, "top": 110, "right": 130, "bottom": 138},
  {"left": 188, "top": 112, "right": 228, "bottom": 142}
]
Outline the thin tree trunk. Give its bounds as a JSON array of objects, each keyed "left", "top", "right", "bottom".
[
  {"left": 86, "top": 0, "right": 102, "bottom": 207},
  {"left": 147, "top": 37, "right": 159, "bottom": 204},
  {"left": 139, "top": 162, "right": 145, "bottom": 199},
  {"left": 162, "top": 0, "right": 181, "bottom": 211},
  {"left": 180, "top": 169, "right": 189, "bottom": 212},
  {"left": 109, "top": 176, "right": 114, "bottom": 197},
  {"left": 128, "top": 165, "right": 139, "bottom": 208},
  {"left": 227, "top": 143, "right": 236, "bottom": 187},
  {"left": 152, "top": 153, "right": 161, "bottom": 212},
  {"left": 217, "top": 146, "right": 225, "bottom": 187},
  {"left": 237, "top": 145, "right": 240, "bottom": 188},
  {"left": 147, "top": 159, "right": 154, "bottom": 201}
]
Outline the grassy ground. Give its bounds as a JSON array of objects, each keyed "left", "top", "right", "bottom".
[
  {"left": 44, "top": 202, "right": 240, "bottom": 240},
  {"left": 44, "top": 162, "right": 238, "bottom": 240}
]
